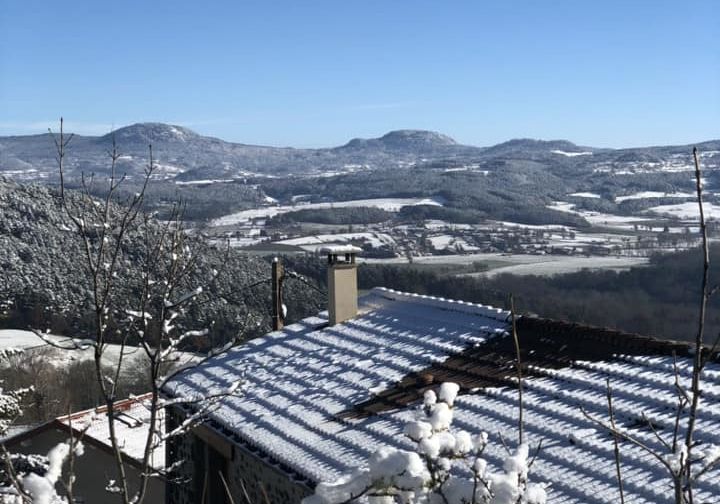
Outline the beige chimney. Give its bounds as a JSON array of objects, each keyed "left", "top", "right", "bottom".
[{"left": 320, "top": 245, "right": 361, "bottom": 325}]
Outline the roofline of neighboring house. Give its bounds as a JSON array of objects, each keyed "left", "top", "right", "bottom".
[
  {"left": 0, "top": 393, "right": 163, "bottom": 476},
  {"left": 57, "top": 392, "right": 154, "bottom": 424}
]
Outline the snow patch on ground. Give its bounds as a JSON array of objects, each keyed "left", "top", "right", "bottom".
[
  {"left": 615, "top": 191, "right": 695, "bottom": 202},
  {"left": 647, "top": 202, "right": 720, "bottom": 219},
  {"left": 212, "top": 197, "right": 444, "bottom": 227},
  {"left": 474, "top": 256, "right": 648, "bottom": 278},
  {"left": 548, "top": 201, "right": 647, "bottom": 229},
  {"left": 0, "top": 330, "right": 199, "bottom": 371},
  {"left": 569, "top": 192, "right": 601, "bottom": 198},
  {"left": 364, "top": 253, "right": 648, "bottom": 276},
  {"left": 551, "top": 150, "right": 592, "bottom": 157},
  {"left": 277, "top": 232, "right": 396, "bottom": 250},
  {"left": 174, "top": 179, "right": 235, "bottom": 185}
]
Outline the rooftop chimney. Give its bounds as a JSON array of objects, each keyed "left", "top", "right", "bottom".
[{"left": 320, "top": 245, "right": 361, "bottom": 326}]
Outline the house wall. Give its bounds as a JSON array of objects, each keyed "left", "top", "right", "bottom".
[
  {"left": 6, "top": 425, "right": 164, "bottom": 503},
  {"left": 166, "top": 408, "right": 312, "bottom": 504}
]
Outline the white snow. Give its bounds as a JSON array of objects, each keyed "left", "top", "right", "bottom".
[
  {"left": 647, "top": 202, "right": 720, "bottom": 219},
  {"left": 429, "top": 234, "right": 453, "bottom": 249},
  {"left": 319, "top": 245, "right": 363, "bottom": 254},
  {"left": 551, "top": 150, "right": 592, "bottom": 157},
  {"left": 615, "top": 191, "right": 695, "bottom": 202},
  {"left": 22, "top": 443, "right": 69, "bottom": 504},
  {"left": 277, "top": 232, "right": 396, "bottom": 250},
  {"left": 174, "top": 179, "right": 235, "bottom": 185},
  {"left": 548, "top": 201, "right": 647, "bottom": 229},
  {"left": 57, "top": 393, "right": 165, "bottom": 470},
  {"left": 211, "top": 197, "right": 445, "bottom": 227},
  {"left": 0, "top": 329, "right": 199, "bottom": 372},
  {"left": 209, "top": 236, "right": 267, "bottom": 248},
  {"left": 476, "top": 256, "right": 648, "bottom": 278},
  {"left": 568, "top": 192, "right": 601, "bottom": 198},
  {"left": 152, "top": 162, "right": 184, "bottom": 176},
  {"left": 364, "top": 252, "right": 648, "bottom": 277}
]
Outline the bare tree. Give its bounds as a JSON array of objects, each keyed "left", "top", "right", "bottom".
[
  {"left": 3, "top": 118, "right": 243, "bottom": 504},
  {"left": 582, "top": 147, "right": 720, "bottom": 504}
]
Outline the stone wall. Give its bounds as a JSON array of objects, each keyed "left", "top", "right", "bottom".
[
  {"left": 166, "top": 408, "right": 313, "bottom": 504},
  {"left": 225, "top": 442, "right": 312, "bottom": 504}
]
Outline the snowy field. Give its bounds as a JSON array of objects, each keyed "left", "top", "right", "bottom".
[
  {"left": 493, "top": 221, "right": 570, "bottom": 231},
  {"left": 211, "top": 197, "right": 444, "bottom": 227},
  {"left": 568, "top": 192, "right": 601, "bottom": 198},
  {"left": 548, "top": 201, "right": 648, "bottom": 229},
  {"left": 174, "top": 178, "right": 235, "bottom": 185},
  {"left": 0, "top": 330, "right": 199, "bottom": 371},
  {"left": 551, "top": 150, "right": 592, "bottom": 157},
  {"left": 615, "top": 191, "right": 695, "bottom": 202},
  {"left": 647, "top": 202, "right": 720, "bottom": 219},
  {"left": 424, "top": 220, "right": 473, "bottom": 230},
  {"left": 276, "top": 231, "right": 396, "bottom": 251},
  {"left": 364, "top": 253, "right": 648, "bottom": 277},
  {"left": 472, "top": 255, "right": 648, "bottom": 277},
  {"left": 209, "top": 236, "right": 267, "bottom": 248}
]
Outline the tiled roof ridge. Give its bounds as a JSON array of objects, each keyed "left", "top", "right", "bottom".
[
  {"left": 57, "top": 392, "right": 153, "bottom": 423},
  {"left": 369, "top": 287, "right": 511, "bottom": 322}
]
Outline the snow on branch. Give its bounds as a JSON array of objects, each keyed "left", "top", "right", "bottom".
[{"left": 303, "top": 382, "right": 547, "bottom": 504}]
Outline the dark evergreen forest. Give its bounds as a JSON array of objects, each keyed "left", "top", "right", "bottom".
[{"left": 285, "top": 246, "right": 720, "bottom": 343}]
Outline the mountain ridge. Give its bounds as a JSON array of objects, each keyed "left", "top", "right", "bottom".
[
  {"left": 1, "top": 122, "right": 718, "bottom": 183},
  {"left": 2, "top": 122, "right": 718, "bottom": 150}
]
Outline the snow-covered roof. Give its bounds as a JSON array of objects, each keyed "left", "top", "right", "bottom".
[
  {"left": 163, "top": 287, "right": 720, "bottom": 503},
  {"left": 57, "top": 393, "right": 165, "bottom": 470}
]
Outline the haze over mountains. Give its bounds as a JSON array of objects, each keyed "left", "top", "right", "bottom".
[{"left": 1, "top": 123, "right": 718, "bottom": 183}]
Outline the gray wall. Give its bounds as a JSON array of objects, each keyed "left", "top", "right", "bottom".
[
  {"left": 6, "top": 425, "right": 165, "bottom": 503},
  {"left": 166, "top": 408, "right": 312, "bottom": 504}
]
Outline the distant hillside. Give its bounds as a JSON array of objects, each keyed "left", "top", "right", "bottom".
[
  {"left": 2, "top": 124, "right": 719, "bottom": 228},
  {"left": 0, "top": 124, "right": 484, "bottom": 182},
  {"left": 0, "top": 177, "right": 320, "bottom": 346},
  {"left": 339, "top": 129, "right": 461, "bottom": 152},
  {"left": 3, "top": 122, "right": 717, "bottom": 185}
]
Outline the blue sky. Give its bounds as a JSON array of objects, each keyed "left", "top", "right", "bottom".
[{"left": 1, "top": 0, "right": 718, "bottom": 147}]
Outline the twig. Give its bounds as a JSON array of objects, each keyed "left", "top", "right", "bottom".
[
  {"left": 238, "top": 477, "right": 254, "bottom": 504},
  {"left": 497, "top": 431, "right": 512, "bottom": 455},
  {"left": 219, "top": 470, "right": 237, "bottom": 504},
  {"left": 684, "top": 147, "right": 709, "bottom": 504},
  {"left": 606, "top": 379, "right": 625, "bottom": 504},
  {"left": 509, "top": 294, "right": 523, "bottom": 445},
  {"left": 527, "top": 439, "right": 544, "bottom": 470},
  {"left": 580, "top": 407, "right": 674, "bottom": 474}
]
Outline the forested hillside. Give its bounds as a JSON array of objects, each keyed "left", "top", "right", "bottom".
[
  {"left": 285, "top": 247, "right": 720, "bottom": 342},
  {"left": 0, "top": 177, "right": 321, "bottom": 348}
]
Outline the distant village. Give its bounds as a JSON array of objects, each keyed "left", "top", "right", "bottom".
[{"left": 204, "top": 198, "right": 706, "bottom": 264}]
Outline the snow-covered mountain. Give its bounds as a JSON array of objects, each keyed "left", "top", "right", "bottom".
[
  {"left": 0, "top": 124, "right": 483, "bottom": 182},
  {"left": 0, "top": 122, "right": 718, "bottom": 184}
]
